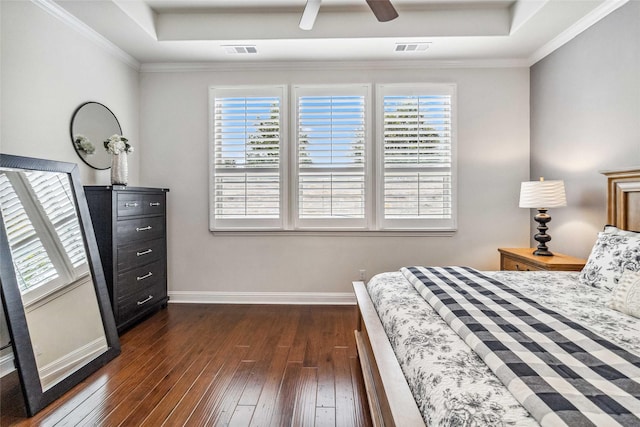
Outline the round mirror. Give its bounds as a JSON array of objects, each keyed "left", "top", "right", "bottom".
[{"left": 70, "top": 102, "right": 122, "bottom": 170}]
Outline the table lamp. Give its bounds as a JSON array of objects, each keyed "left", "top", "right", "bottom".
[{"left": 519, "top": 177, "right": 566, "bottom": 256}]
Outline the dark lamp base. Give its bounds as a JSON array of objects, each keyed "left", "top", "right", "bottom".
[
  {"left": 533, "top": 248, "right": 554, "bottom": 257},
  {"left": 532, "top": 208, "right": 554, "bottom": 257}
]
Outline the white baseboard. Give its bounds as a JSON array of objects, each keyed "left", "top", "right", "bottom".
[
  {"left": 39, "top": 338, "right": 108, "bottom": 390},
  {"left": 168, "top": 291, "right": 356, "bottom": 305},
  {"left": 0, "top": 353, "right": 15, "bottom": 377}
]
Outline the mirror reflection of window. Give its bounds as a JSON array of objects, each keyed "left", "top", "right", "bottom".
[{"left": 0, "top": 170, "right": 88, "bottom": 304}]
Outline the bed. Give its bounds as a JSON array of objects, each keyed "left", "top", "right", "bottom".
[{"left": 353, "top": 168, "right": 640, "bottom": 426}]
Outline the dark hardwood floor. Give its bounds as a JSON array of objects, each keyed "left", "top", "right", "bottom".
[{"left": 1, "top": 304, "right": 372, "bottom": 426}]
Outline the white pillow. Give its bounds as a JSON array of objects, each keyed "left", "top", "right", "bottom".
[
  {"left": 579, "top": 230, "right": 640, "bottom": 290},
  {"left": 607, "top": 269, "right": 640, "bottom": 318},
  {"left": 603, "top": 225, "right": 640, "bottom": 237}
]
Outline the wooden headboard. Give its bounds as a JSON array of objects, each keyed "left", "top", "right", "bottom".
[{"left": 602, "top": 167, "right": 640, "bottom": 232}]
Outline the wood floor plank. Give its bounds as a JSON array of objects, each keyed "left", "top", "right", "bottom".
[
  {"left": 247, "top": 345, "right": 291, "bottom": 427},
  {"left": 184, "top": 348, "right": 250, "bottom": 425},
  {"left": 137, "top": 307, "right": 246, "bottom": 426},
  {"left": 291, "top": 367, "right": 318, "bottom": 427},
  {"left": 228, "top": 405, "right": 256, "bottom": 427},
  {"left": 269, "top": 362, "right": 302, "bottom": 427},
  {"left": 97, "top": 308, "right": 217, "bottom": 426},
  {"left": 315, "top": 407, "right": 336, "bottom": 427},
  {"left": 1, "top": 304, "right": 371, "bottom": 427},
  {"left": 57, "top": 309, "right": 206, "bottom": 426},
  {"left": 208, "top": 361, "right": 255, "bottom": 426},
  {"left": 334, "top": 347, "right": 357, "bottom": 427}
]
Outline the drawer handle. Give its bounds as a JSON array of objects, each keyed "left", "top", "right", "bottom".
[
  {"left": 137, "top": 272, "right": 153, "bottom": 281},
  {"left": 137, "top": 295, "right": 153, "bottom": 306},
  {"left": 136, "top": 249, "right": 153, "bottom": 256},
  {"left": 149, "top": 202, "right": 161, "bottom": 207},
  {"left": 125, "top": 202, "right": 139, "bottom": 208},
  {"left": 136, "top": 226, "right": 152, "bottom": 232},
  {"left": 515, "top": 264, "right": 521, "bottom": 271}
]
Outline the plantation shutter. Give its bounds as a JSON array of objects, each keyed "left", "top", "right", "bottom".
[
  {"left": 0, "top": 170, "right": 88, "bottom": 298},
  {"left": 210, "top": 87, "right": 284, "bottom": 229},
  {"left": 27, "top": 171, "right": 88, "bottom": 273},
  {"left": 294, "top": 85, "right": 370, "bottom": 229},
  {"left": 378, "top": 84, "right": 456, "bottom": 230},
  {"left": 0, "top": 173, "right": 58, "bottom": 292}
]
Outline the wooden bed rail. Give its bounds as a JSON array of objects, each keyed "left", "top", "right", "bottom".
[{"left": 353, "top": 281, "right": 426, "bottom": 427}]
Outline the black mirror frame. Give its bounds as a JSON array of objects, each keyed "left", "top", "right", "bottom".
[
  {"left": 70, "top": 101, "right": 121, "bottom": 170},
  {"left": 0, "top": 154, "right": 120, "bottom": 417}
]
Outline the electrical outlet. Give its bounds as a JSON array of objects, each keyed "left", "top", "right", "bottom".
[{"left": 359, "top": 269, "right": 366, "bottom": 281}]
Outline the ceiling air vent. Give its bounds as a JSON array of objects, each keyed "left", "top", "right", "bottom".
[
  {"left": 395, "top": 42, "right": 430, "bottom": 52},
  {"left": 223, "top": 45, "right": 258, "bottom": 54}
]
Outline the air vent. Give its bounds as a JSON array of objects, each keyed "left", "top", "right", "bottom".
[
  {"left": 395, "top": 42, "right": 430, "bottom": 52},
  {"left": 223, "top": 45, "right": 258, "bottom": 54}
]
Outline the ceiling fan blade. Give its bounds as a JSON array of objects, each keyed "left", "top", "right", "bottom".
[
  {"left": 366, "top": 0, "right": 398, "bottom": 22},
  {"left": 300, "top": 0, "right": 322, "bottom": 30}
]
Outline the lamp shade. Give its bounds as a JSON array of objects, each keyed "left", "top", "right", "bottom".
[{"left": 519, "top": 179, "right": 567, "bottom": 208}]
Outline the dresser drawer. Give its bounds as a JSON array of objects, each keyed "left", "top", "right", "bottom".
[
  {"left": 143, "top": 193, "right": 166, "bottom": 216},
  {"left": 117, "top": 284, "right": 167, "bottom": 323},
  {"left": 116, "top": 260, "right": 166, "bottom": 300},
  {"left": 117, "top": 216, "right": 165, "bottom": 243},
  {"left": 502, "top": 256, "right": 544, "bottom": 272},
  {"left": 117, "top": 193, "right": 145, "bottom": 217},
  {"left": 117, "top": 238, "right": 164, "bottom": 271}
]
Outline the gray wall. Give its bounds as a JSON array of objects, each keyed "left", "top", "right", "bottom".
[
  {"left": 530, "top": 0, "right": 640, "bottom": 258},
  {"left": 140, "top": 66, "right": 530, "bottom": 299}
]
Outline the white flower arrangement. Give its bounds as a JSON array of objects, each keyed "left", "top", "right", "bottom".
[
  {"left": 104, "top": 134, "right": 134, "bottom": 155},
  {"left": 74, "top": 135, "right": 96, "bottom": 154}
]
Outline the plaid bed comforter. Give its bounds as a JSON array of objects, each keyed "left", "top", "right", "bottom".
[{"left": 402, "top": 266, "right": 640, "bottom": 427}]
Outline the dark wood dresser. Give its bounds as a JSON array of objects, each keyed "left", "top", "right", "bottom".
[{"left": 84, "top": 186, "right": 169, "bottom": 333}]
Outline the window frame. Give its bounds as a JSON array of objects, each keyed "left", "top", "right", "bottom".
[
  {"left": 375, "top": 83, "right": 457, "bottom": 232},
  {"left": 291, "top": 84, "right": 373, "bottom": 230},
  {"left": 207, "top": 83, "right": 457, "bottom": 233},
  {"left": 209, "top": 85, "right": 288, "bottom": 231}
]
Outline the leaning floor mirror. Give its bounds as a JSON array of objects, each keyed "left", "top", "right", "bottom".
[{"left": 0, "top": 154, "right": 120, "bottom": 416}]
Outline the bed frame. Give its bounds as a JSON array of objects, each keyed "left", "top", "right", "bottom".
[{"left": 353, "top": 167, "right": 640, "bottom": 426}]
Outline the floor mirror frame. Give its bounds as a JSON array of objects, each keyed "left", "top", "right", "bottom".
[{"left": 0, "top": 154, "right": 120, "bottom": 417}]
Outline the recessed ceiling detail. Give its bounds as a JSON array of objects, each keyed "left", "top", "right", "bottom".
[{"left": 50, "top": 0, "right": 624, "bottom": 64}]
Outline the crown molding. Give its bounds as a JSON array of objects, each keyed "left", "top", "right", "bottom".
[
  {"left": 140, "top": 58, "right": 530, "bottom": 73},
  {"left": 527, "top": 0, "right": 629, "bottom": 66},
  {"left": 31, "top": 0, "right": 141, "bottom": 71},
  {"left": 169, "top": 290, "right": 356, "bottom": 305}
]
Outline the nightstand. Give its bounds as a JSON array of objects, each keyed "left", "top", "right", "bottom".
[{"left": 498, "top": 248, "right": 586, "bottom": 272}]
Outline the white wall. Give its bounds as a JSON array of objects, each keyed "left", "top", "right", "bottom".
[
  {"left": 530, "top": 0, "right": 640, "bottom": 258},
  {"left": 140, "top": 65, "right": 531, "bottom": 297},
  {"left": 0, "top": 0, "right": 139, "bottom": 365}
]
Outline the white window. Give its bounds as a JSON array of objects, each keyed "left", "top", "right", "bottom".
[
  {"left": 0, "top": 170, "right": 89, "bottom": 305},
  {"left": 209, "top": 86, "right": 286, "bottom": 230},
  {"left": 376, "top": 84, "right": 456, "bottom": 230},
  {"left": 293, "top": 85, "right": 371, "bottom": 229},
  {"left": 208, "top": 83, "right": 455, "bottom": 233}
]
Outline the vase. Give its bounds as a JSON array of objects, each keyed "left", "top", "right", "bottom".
[{"left": 110, "top": 153, "right": 128, "bottom": 185}]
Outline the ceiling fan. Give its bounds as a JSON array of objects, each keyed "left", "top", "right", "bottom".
[{"left": 299, "top": 0, "right": 399, "bottom": 30}]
